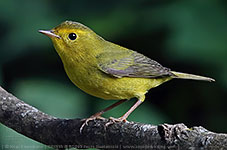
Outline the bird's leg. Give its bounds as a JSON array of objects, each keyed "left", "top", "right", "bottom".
[
  {"left": 107, "top": 99, "right": 143, "bottom": 125},
  {"left": 84, "top": 99, "right": 127, "bottom": 121},
  {"left": 80, "top": 99, "right": 127, "bottom": 133}
]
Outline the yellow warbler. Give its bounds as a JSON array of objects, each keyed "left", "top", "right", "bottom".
[{"left": 39, "top": 21, "right": 214, "bottom": 124}]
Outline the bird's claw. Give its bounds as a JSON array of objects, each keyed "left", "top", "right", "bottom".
[
  {"left": 80, "top": 116, "right": 105, "bottom": 133},
  {"left": 105, "top": 117, "right": 128, "bottom": 126}
]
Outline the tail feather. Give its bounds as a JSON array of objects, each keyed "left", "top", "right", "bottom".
[{"left": 171, "top": 71, "right": 215, "bottom": 82}]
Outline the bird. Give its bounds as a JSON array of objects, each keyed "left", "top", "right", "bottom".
[{"left": 39, "top": 21, "right": 214, "bottom": 128}]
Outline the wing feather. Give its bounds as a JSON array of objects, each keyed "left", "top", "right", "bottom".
[{"left": 97, "top": 50, "right": 173, "bottom": 78}]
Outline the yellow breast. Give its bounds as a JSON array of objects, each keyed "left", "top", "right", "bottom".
[{"left": 62, "top": 58, "right": 171, "bottom": 100}]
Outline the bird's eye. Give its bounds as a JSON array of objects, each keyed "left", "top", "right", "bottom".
[{"left": 68, "top": 33, "right": 77, "bottom": 40}]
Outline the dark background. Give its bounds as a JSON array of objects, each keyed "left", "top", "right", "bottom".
[{"left": 0, "top": 0, "right": 226, "bottom": 149}]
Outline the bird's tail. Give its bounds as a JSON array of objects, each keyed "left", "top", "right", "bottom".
[{"left": 171, "top": 71, "right": 215, "bottom": 82}]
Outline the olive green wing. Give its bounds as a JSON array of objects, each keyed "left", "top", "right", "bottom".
[{"left": 96, "top": 50, "right": 173, "bottom": 78}]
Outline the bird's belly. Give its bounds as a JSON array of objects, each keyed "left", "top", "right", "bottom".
[
  {"left": 71, "top": 73, "right": 171, "bottom": 100},
  {"left": 64, "top": 65, "right": 171, "bottom": 100},
  {"left": 74, "top": 77, "right": 151, "bottom": 100}
]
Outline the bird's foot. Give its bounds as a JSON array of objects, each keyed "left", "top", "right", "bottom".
[
  {"left": 80, "top": 115, "right": 105, "bottom": 133},
  {"left": 105, "top": 116, "right": 128, "bottom": 126}
]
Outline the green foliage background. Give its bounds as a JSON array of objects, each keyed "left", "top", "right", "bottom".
[{"left": 0, "top": 0, "right": 226, "bottom": 149}]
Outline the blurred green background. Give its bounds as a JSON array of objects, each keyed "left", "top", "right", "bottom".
[{"left": 0, "top": 0, "right": 226, "bottom": 149}]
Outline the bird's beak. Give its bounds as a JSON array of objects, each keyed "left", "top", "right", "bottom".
[{"left": 39, "top": 30, "right": 61, "bottom": 39}]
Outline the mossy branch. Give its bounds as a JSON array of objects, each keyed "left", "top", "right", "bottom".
[{"left": 0, "top": 86, "right": 227, "bottom": 150}]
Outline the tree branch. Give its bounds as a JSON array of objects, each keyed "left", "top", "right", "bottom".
[{"left": 0, "top": 86, "right": 227, "bottom": 150}]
